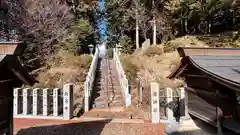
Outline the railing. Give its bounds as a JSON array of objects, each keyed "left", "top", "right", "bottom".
[
  {"left": 150, "top": 82, "right": 186, "bottom": 124},
  {"left": 84, "top": 47, "right": 99, "bottom": 112},
  {"left": 13, "top": 84, "right": 73, "bottom": 120},
  {"left": 113, "top": 48, "right": 131, "bottom": 107}
]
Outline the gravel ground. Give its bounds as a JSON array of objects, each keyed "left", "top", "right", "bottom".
[
  {"left": 165, "top": 115, "right": 217, "bottom": 135},
  {"left": 14, "top": 118, "right": 164, "bottom": 135}
]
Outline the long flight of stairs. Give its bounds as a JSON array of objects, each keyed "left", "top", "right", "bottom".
[
  {"left": 91, "top": 58, "right": 124, "bottom": 109},
  {"left": 83, "top": 58, "right": 131, "bottom": 119}
]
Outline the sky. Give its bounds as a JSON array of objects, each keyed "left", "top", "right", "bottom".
[{"left": 98, "top": 0, "right": 107, "bottom": 40}]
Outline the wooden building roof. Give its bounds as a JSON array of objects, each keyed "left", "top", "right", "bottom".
[
  {"left": 168, "top": 47, "right": 240, "bottom": 92},
  {"left": 0, "top": 42, "right": 37, "bottom": 87}
]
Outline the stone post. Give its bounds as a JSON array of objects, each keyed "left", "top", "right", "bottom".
[
  {"left": 179, "top": 87, "right": 186, "bottom": 117},
  {"left": 166, "top": 88, "right": 174, "bottom": 121},
  {"left": 136, "top": 78, "right": 140, "bottom": 104},
  {"left": 151, "top": 83, "right": 160, "bottom": 123},
  {"left": 43, "top": 88, "right": 50, "bottom": 116},
  {"left": 23, "top": 88, "right": 30, "bottom": 115},
  {"left": 53, "top": 88, "right": 60, "bottom": 116},
  {"left": 63, "top": 84, "right": 73, "bottom": 120},
  {"left": 33, "top": 88, "right": 40, "bottom": 116},
  {"left": 13, "top": 88, "right": 22, "bottom": 115},
  {"left": 84, "top": 81, "right": 89, "bottom": 112},
  {"left": 184, "top": 83, "right": 188, "bottom": 116}
]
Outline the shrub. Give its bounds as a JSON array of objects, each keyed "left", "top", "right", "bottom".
[
  {"left": 119, "top": 35, "right": 135, "bottom": 54},
  {"left": 107, "top": 48, "right": 113, "bottom": 59},
  {"left": 143, "top": 45, "right": 164, "bottom": 56},
  {"left": 121, "top": 56, "right": 139, "bottom": 85}
]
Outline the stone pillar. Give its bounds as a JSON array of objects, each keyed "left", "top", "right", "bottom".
[
  {"left": 23, "top": 88, "right": 30, "bottom": 115},
  {"left": 13, "top": 88, "right": 22, "bottom": 115},
  {"left": 151, "top": 83, "right": 160, "bottom": 123},
  {"left": 43, "top": 88, "right": 50, "bottom": 116},
  {"left": 33, "top": 88, "right": 40, "bottom": 116},
  {"left": 126, "top": 94, "right": 131, "bottom": 107},
  {"left": 84, "top": 81, "right": 89, "bottom": 112},
  {"left": 179, "top": 87, "right": 186, "bottom": 117},
  {"left": 166, "top": 88, "right": 174, "bottom": 121},
  {"left": 136, "top": 78, "right": 141, "bottom": 105},
  {"left": 124, "top": 78, "right": 129, "bottom": 96},
  {"left": 184, "top": 83, "right": 188, "bottom": 116},
  {"left": 63, "top": 84, "right": 73, "bottom": 120},
  {"left": 53, "top": 88, "right": 60, "bottom": 116}
]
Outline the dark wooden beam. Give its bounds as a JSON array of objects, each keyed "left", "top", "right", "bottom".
[
  {"left": 183, "top": 74, "right": 207, "bottom": 78},
  {"left": 0, "top": 42, "right": 26, "bottom": 55},
  {"left": 177, "top": 47, "right": 240, "bottom": 57}
]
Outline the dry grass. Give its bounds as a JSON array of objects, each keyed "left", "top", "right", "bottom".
[
  {"left": 29, "top": 49, "right": 92, "bottom": 116},
  {"left": 121, "top": 35, "right": 240, "bottom": 119}
]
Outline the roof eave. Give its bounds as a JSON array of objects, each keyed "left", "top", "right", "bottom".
[{"left": 168, "top": 57, "right": 188, "bottom": 79}]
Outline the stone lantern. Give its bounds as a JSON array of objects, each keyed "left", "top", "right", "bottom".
[
  {"left": 0, "top": 42, "right": 37, "bottom": 135},
  {"left": 116, "top": 43, "right": 122, "bottom": 55},
  {"left": 88, "top": 44, "right": 94, "bottom": 56}
]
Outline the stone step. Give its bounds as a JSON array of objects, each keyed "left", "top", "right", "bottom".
[
  {"left": 90, "top": 107, "right": 125, "bottom": 112},
  {"left": 94, "top": 96, "right": 123, "bottom": 103},
  {"left": 76, "top": 117, "right": 145, "bottom": 124},
  {"left": 93, "top": 99, "right": 124, "bottom": 108},
  {"left": 82, "top": 111, "right": 133, "bottom": 119}
]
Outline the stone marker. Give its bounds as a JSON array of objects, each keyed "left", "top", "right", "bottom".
[
  {"left": 166, "top": 88, "right": 174, "bottom": 121},
  {"left": 23, "top": 88, "right": 31, "bottom": 115},
  {"left": 43, "top": 88, "right": 50, "bottom": 116},
  {"left": 14, "top": 88, "right": 22, "bottom": 115},
  {"left": 33, "top": 88, "right": 40, "bottom": 116},
  {"left": 63, "top": 84, "right": 73, "bottom": 120},
  {"left": 151, "top": 83, "right": 160, "bottom": 123},
  {"left": 142, "top": 39, "right": 151, "bottom": 52},
  {"left": 53, "top": 88, "right": 60, "bottom": 116}
]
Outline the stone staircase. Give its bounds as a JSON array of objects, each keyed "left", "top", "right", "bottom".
[
  {"left": 91, "top": 58, "right": 124, "bottom": 109},
  {"left": 84, "top": 58, "right": 129, "bottom": 119}
]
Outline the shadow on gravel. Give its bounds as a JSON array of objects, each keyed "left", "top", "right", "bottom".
[
  {"left": 167, "top": 130, "right": 212, "bottom": 135},
  {"left": 16, "top": 119, "right": 111, "bottom": 135}
]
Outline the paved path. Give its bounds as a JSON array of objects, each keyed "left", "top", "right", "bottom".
[{"left": 14, "top": 118, "right": 165, "bottom": 135}]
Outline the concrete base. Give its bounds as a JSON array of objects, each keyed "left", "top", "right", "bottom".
[{"left": 14, "top": 114, "right": 64, "bottom": 120}]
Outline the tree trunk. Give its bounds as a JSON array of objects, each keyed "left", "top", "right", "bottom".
[
  {"left": 136, "top": 8, "right": 139, "bottom": 49},
  {"left": 181, "top": 18, "right": 185, "bottom": 36},
  {"left": 208, "top": 18, "right": 211, "bottom": 34},
  {"left": 184, "top": 18, "right": 188, "bottom": 34},
  {"left": 153, "top": 16, "right": 156, "bottom": 45}
]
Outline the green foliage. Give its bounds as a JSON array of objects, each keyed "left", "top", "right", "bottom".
[
  {"left": 119, "top": 35, "right": 135, "bottom": 54},
  {"left": 107, "top": 48, "right": 113, "bottom": 59}
]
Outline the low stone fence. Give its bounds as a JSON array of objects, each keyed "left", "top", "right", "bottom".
[
  {"left": 113, "top": 48, "right": 131, "bottom": 107},
  {"left": 150, "top": 83, "right": 186, "bottom": 124},
  {"left": 84, "top": 48, "right": 99, "bottom": 112},
  {"left": 14, "top": 84, "right": 73, "bottom": 120}
]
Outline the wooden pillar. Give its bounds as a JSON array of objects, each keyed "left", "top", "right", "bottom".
[{"left": 216, "top": 90, "right": 223, "bottom": 135}]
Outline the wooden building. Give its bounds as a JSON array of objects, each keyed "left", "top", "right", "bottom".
[
  {"left": 0, "top": 42, "right": 37, "bottom": 135},
  {"left": 168, "top": 47, "right": 240, "bottom": 134}
]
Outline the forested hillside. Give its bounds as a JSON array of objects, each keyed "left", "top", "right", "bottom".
[
  {"left": 3, "top": 0, "right": 100, "bottom": 69},
  {"left": 103, "top": 0, "right": 240, "bottom": 117},
  {"left": 105, "top": 0, "right": 240, "bottom": 50}
]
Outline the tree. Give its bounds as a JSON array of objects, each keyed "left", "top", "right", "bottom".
[{"left": 2, "top": 0, "right": 100, "bottom": 69}]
